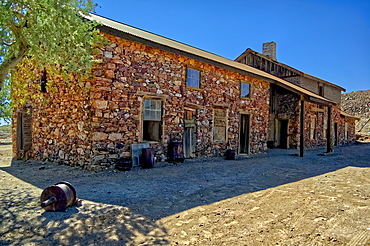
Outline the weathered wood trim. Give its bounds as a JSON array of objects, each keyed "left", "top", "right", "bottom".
[{"left": 136, "top": 91, "right": 169, "bottom": 99}]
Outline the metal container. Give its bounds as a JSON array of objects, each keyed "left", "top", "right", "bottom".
[
  {"left": 225, "top": 149, "right": 236, "bottom": 160},
  {"left": 168, "top": 142, "right": 185, "bottom": 163},
  {"left": 115, "top": 157, "right": 132, "bottom": 171},
  {"left": 141, "top": 148, "right": 154, "bottom": 168},
  {"left": 40, "top": 181, "right": 77, "bottom": 212}
]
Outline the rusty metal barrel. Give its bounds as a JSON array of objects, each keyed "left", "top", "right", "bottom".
[
  {"left": 141, "top": 148, "right": 154, "bottom": 168},
  {"left": 40, "top": 181, "right": 77, "bottom": 212}
]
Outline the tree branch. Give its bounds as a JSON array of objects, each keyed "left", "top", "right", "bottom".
[
  {"left": 2, "top": 41, "right": 14, "bottom": 47},
  {"left": 0, "top": 42, "right": 29, "bottom": 89}
]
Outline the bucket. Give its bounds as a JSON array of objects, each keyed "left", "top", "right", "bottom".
[
  {"left": 225, "top": 149, "right": 236, "bottom": 160},
  {"left": 115, "top": 157, "right": 132, "bottom": 171}
]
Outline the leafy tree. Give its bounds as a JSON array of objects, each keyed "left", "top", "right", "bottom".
[
  {"left": 0, "top": 78, "right": 11, "bottom": 124},
  {"left": 0, "top": 0, "right": 102, "bottom": 89}
]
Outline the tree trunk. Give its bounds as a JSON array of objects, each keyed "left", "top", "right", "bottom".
[{"left": 0, "top": 44, "right": 29, "bottom": 90}]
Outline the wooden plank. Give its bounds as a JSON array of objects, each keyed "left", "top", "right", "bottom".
[
  {"left": 300, "top": 100, "right": 305, "bottom": 157},
  {"left": 327, "top": 107, "right": 333, "bottom": 153}
]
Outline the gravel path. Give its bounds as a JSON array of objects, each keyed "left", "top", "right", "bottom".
[{"left": 1, "top": 142, "right": 369, "bottom": 245}]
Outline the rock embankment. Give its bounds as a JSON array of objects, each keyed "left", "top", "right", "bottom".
[{"left": 341, "top": 90, "right": 370, "bottom": 139}]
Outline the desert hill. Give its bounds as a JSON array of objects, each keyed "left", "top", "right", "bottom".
[{"left": 341, "top": 90, "right": 370, "bottom": 137}]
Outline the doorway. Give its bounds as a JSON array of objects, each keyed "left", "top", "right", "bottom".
[
  {"left": 277, "top": 119, "right": 288, "bottom": 148},
  {"left": 16, "top": 108, "right": 33, "bottom": 159},
  {"left": 239, "top": 114, "right": 250, "bottom": 154},
  {"left": 184, "top": 109, "right": 196, "bottom": 158},
  {"left": 334, "top": 123, "right": 338, "bottom": 146}
]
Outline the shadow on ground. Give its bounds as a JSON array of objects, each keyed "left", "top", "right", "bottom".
[
  {"left": 2, "top": 142, "right": 369, "bottom": 222},
  {"left": 0, "top": 188, "right": 168, "bottom": 245}
]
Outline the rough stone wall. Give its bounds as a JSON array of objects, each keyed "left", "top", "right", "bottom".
[
  {"left": 303, "top": 102, "right": 327, "bottom": 148},
  {"left": 269, "top": 98, "right": 347, "bottom": 150},
  {"left": 268, "top": 85, "right": 300, "bottom": 148},
  {"left": 337, "top": 117, "right": 357, "bottom": 145},
  {"left": 12, "top": 62, "right": 95, "bottom": 168},
  {"left": 301, "top": 104, "right": 355, "bottom": 149},
  {"left": 90, "top": 33, "right": 270, "bottom": 164},
  {"left": 12, "top": 32, "right": 270, "bottom": 170}
]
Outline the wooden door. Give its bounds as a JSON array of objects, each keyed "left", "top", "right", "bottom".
[
  {"left": 278, "top": 119, "right": 288, "bottom": 149},
  {"left": 16, "top": 108, "right": 33, "bottom": 159},
  {"left": 239, "top": 114, "right": 250, "bottom": 154},
  {"left": 334, "top": 123, "right": 338, "bottom": 146},
  {"left": 184, "top": 109, "right": 196, "bottom": 158}
]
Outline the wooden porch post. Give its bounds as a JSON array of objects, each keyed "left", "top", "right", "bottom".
[
  {"left": 300, "top": 98, "right": 305, "bottom": 157},
  {"left": 326, "top": 106, "right": 333, "bottom": 153}
]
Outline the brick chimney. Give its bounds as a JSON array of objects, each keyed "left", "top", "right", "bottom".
[{"left": 262, "top": 42, "right": 276, "bottom": 60}]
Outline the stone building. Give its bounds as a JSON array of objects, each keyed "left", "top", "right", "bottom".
[
  {"left": 12, "top": 14, "right": 357, "bottom": 171},
  {"left": 236, "top": 42, "right": 358, "bottom": 149}
]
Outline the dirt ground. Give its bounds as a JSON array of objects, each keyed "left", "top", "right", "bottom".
[{"left": 0, "top": 135, "right": 369, "bottom": 245}]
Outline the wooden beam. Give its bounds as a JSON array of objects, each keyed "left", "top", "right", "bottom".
[
  {"left": 300, "top": 99, "right": 305, "bottom": 157},
  {"left": 326, "top": 106, "right": 333, "bottom": 153},
  {"left": 280, "top": 74, "right": 300, "bottom": 78}
]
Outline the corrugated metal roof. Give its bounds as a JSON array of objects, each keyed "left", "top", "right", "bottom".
[{"left": 85, "top": 13, "right": 334, "bottom": 105}]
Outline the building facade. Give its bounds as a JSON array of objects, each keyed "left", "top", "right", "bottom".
[
  {"left": 12, "top": 14, "right": 357, "bottom": 171},
  {"left": 235, "top": 42, "right": 358, "bottom": 150}
]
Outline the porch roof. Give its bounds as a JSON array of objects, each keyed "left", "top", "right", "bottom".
[
  {"left": 340, "top": 110, "right": 361, "bottom": 120},
  {"left": 85, "top": 13, "right": 335, "bottom": 106}
]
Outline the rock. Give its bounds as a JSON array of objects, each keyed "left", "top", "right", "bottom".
[{"left": 93, "top": 132, "right": 108, "bottom": 141}]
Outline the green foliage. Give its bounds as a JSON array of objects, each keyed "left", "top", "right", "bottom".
[
  {"left": 0, "top": 0, "right": 103, "bottom": 87},
  {"left": 0, "top": 78, "right": 11, "bottom": 124}
]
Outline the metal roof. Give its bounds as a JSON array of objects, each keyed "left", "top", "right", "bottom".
[{"left": 85, "top": 13, "right": 335, "bottom": 105}]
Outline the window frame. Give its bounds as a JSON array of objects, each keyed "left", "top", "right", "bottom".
[
  {"left": 240, "top": 81, "right": 251, "bottom": 99},
  {"left": 310, "top": 116, "right": 316, "bottom": 140},
  {"left": 186, "top": 67, "right": 201, "bottom": 89},
  {"left": 142, "top": 99, "right": 163, "bottom": 142},
  {"left": 213, "top": 107, "right": 228, "bottom": 143}
]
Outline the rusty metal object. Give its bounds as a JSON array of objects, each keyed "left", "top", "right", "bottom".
[{"left": 40, "top": 181, "right": 78, "bottom": 212}]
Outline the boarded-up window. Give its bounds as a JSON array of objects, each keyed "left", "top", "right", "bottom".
[
  {"left": 186, "top": 68, "right": 201, "bottom": 88},
  {"left": 143, "top": 99, "right": 162, "bottom": 141},
  {"left": 213, "top": 108, "right": 227, "bottom": 142},
  {"left": 310, "top": 117, "right": 316, "bottom": 140}
]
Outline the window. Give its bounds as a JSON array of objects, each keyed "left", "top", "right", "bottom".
[
  {"left": 323, "top": 117, "right": 328, "bottom": 138},
  {"left": 213, "top": 108, "right": 227, "bottom": 142},
  {"left": 345, "top": 122, "right": 349, "bottom": 139},
  {"left": 40, "top": 69, "right": 47, "bottom": 93},
  {"left": 310, "top": 117, "right": 316, "bottom": 140},
  {"left": 318, "top": 85, "right": 324, "bottom": 96},
  {"left": 186, "top": 68, "right": 201, "bottom": 88},
  {"left": 241, "top": 82, "right": 250, "bottom": 98},
  {"left": 143, "top": 99, "right": 162, "bottom": 141}
]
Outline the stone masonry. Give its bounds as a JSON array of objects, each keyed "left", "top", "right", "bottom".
[{"left": 12, "top": 32, "right": 270, "bottom": 171}]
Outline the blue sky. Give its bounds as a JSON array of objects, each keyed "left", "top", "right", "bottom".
[{"left": 94, "top": 0, "right": 370, "bottom": 93}]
